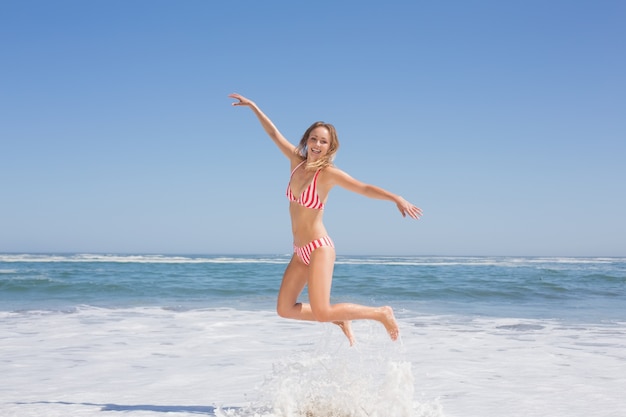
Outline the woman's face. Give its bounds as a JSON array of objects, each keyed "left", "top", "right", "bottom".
[{"left": 307, "top": 126, "right": 331, "bottom": 160}]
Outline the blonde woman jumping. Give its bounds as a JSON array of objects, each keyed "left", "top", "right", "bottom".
[{"left": 230, "top": 93, "right": 422, "bottom": 345}]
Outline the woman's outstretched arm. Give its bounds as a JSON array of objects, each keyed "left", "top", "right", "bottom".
[
  {"left": 229, "top": 93, "right": 297, "bottom": 161},
  {"left": 328, "top": 167, "right": 423, "bottom": 219}
]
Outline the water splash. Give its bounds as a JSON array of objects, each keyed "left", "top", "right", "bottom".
[{"left": 217, "top": 324, "right": 443, "bottom": 417}]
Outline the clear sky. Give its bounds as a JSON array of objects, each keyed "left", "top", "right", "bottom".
[{"left": 1, "top": 0, "right": 624, "bottom": 256}]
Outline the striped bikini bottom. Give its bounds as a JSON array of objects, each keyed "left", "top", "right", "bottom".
[{"left": 293, "top": 236, "right": 334, "bottom": 266}]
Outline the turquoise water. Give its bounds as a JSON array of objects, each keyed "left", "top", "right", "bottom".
[{"left": 2, "top": 254, "right": 624, "bottom": 321}]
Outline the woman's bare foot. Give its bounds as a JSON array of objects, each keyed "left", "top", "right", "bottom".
[
  {"left": 379, "top": 306, "right": 399, "bottom": 341},
  {"left": 333, "top": 320, "right": 355, "bottom": 346}
]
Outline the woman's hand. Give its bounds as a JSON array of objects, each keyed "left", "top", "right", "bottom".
[
  {"left": 396, "top": 197, "right": 423, "bottom": 219},
  {"left": 229, "top": 93, "right": 255, "bottom": 107},
  {"left": 228, "top": 93, "right": 297, "bottom": 160}
]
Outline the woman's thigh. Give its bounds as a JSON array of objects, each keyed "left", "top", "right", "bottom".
[
  {"left": 306, "top": 246, "right": 336, "bottom": 310},
  {"left": 277, "top": 255, "right": 309, "bottom": 307}
]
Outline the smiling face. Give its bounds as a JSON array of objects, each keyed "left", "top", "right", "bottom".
[
  {"left": 307, "top": 126, "right": 331, "bottom": 161},
  {"left": 296, "top": 121, "right": 339, "bottom": 169}
]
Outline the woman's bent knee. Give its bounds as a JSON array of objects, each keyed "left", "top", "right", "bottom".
[
  {"left": 276, "top": 304, "right": 290, "bottom": 319},
  {"left": 277, "top": 302, "right": 300, "bottom": 319}
]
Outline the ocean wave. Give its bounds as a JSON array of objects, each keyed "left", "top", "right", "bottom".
[
  {"left": 336, "top": 256, "right": 626, "bottom": 268},
  {"left": 0, "top": 253, "right": 291, "bottom": 264},
  {"left": 1, "top": 253, "right": 624, "bottom": 267}
]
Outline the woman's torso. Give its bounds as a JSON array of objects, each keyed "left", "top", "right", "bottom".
[{"left": 287, "top": 161, "right": 332, "bottom": 246}]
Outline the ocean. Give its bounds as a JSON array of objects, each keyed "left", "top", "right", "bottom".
[{"left": 1, "top": 254, "right": 625, "bottom": 417}]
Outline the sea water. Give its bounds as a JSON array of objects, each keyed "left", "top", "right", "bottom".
[{"left": 1, "top": 254, "right": 625, "bottom": 417}]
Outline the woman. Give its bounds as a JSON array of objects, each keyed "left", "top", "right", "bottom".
[{"left": 229, "top": 93, "right": 422, "bottom": 345}]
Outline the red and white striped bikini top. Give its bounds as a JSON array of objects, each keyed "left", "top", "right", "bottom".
[{"left": 286, "top": 160, "right": 325, "bottom": 210}]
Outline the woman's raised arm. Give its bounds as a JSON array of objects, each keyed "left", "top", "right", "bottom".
[
  {"left": 229, "top": 93, "right": 297, "bottom": 161},
  {"left": 328, "top": 167, "right": 423, "bottom": 219}
]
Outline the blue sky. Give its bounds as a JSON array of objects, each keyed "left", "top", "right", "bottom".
[{"left": 1, "top": 0, "right": 624, "bottom": 256}]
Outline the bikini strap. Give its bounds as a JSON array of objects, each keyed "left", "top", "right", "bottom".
[
  {"left": 290, "top": 160, "right": 307, "bottom": 177},
  {"left": 312, "top": 168, "right": 322, "bottom": 183}
]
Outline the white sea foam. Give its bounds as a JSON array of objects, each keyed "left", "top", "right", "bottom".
[
  {"left": 3, "top": 253, "right": 624, "bottom": 267},
  {"left": 0, "top": 253, "right": 290, "bottom": 264},
  {"left": 1, "top": 307, "right": 625, "bottom": 417},
  {"left": 334, "top": 256, "right": 626, "bottom": 268}
]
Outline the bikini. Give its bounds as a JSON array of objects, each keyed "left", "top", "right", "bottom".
[
  {"left": 286, "top": 160, "right": 334, "bottom": 265},
  {"left": 286, "top": 160, "right": 325, "bottom": 210}
]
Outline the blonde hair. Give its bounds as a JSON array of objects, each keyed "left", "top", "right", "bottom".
[{"left": 294, "top": 121, "right": 340, "bottom": 170}]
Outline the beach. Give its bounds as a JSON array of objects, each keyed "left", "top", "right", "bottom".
[{"left": 1, "top": 254, "right": 625, "bottom": 416}]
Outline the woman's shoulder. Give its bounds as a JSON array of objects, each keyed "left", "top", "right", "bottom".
[
  {"left": 320, "top": 165, "right": 352, "bottom": 185},
  {"left": 320, "top": 164, "right": 339, "bottom": 175},
  {"left": 322, "top": 164, "right": 348, "bottom": 175}
]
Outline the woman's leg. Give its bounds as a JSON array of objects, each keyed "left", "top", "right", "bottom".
[
  {"left": 276, "top": 255, "right": 316, "bottom": 321},
  {"left": 307, "top": 246, "right": 399, "bottom": 341},
  {"left": 276, "top": 253, "right": 356, "bottom": 345}
]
